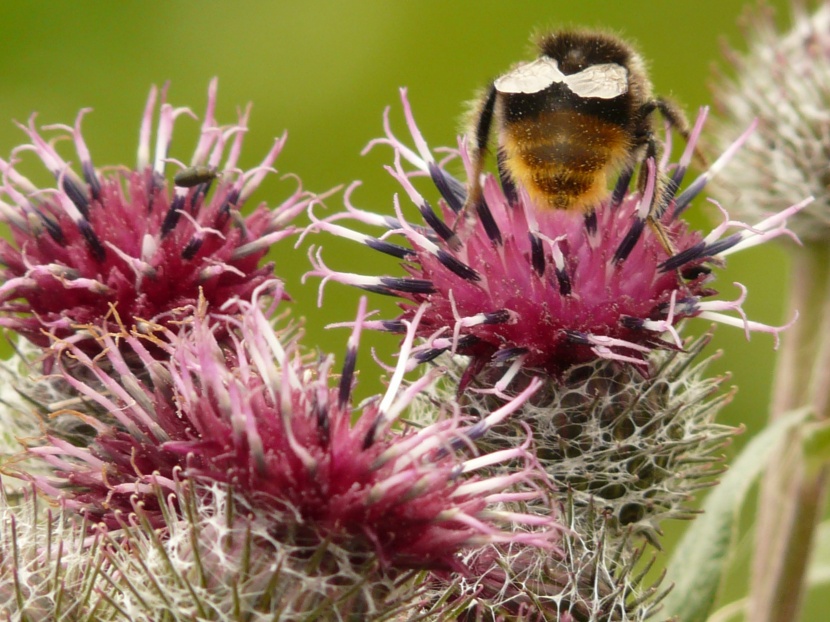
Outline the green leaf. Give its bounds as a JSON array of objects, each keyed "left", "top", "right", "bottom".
[{"left": 662, "top": 408, "right": 812, "bottom": 622}]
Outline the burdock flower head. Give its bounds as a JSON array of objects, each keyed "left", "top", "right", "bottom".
[
  {"left": 0, "top": 78, "right": 309, "bottom": 352},
  {"left": 23, "top": 283, "right": 556, "bottom": 579},
  {"left": 306, "top": 90, "right": 804, "bottom": 386},
  {"left": 713, "top": 1, "right": 830, "bottom": 241}
]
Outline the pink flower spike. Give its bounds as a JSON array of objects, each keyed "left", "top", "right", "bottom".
[
  {"left": 0, "top": 81, "right": 308, "bottom": 354},
  {"left": 307, "top": 89, "right": 805, "bottom": 382},
  {"left": 21, "top": 285, "right": 561, "bottom": 572}
]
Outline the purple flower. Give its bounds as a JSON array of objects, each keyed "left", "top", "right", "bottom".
[
  {"left": 0, "top": 79, "right": 309, "bottom": 352},
  {"left": 25, "top": 283, "right": 557, "bottom": 571},
  {"left": 306, "top": 90, "right": 804, "bottom": 385}
]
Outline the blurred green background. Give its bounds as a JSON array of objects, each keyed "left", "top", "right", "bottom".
[{"left": 0, "top": 1, "right": 821, "bottom": 619}]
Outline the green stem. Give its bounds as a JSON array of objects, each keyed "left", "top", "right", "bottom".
[{"left": 748, "top": 242, "right": 830, "bottom": 622}]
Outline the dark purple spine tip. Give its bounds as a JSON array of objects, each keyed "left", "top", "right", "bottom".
[
  {"left": 309, "top": 391, "right": 331, "bottom": 447},
  {"left": 529, "top": 232, "right": 545, "bottom": 276},
  {"left": 78, "top": 220, "right": 106, "bottom": 262},
  {"left": 484, "top": 309, "right": 512, "bottom": 325},
  {"left": 418, "top": 202, "right": 455, "bottom": 242},
  {"left": 428, "top": 162, "right": 465, "bottom": 214},
  {"left": 379, "top": 277, "right": 436, "bottom": 295},
  {"left": 620, "top": 315, "right": 645, "bottom": 330},
  {"left": 583, "top": 208, "right": 598, "bottom": 235},
  {"left": 564, "top": 330, "right": 591, "bottom": 345},
  {"left": 338, "top": 347, "right": 357, "bottom": 410},
  {"left": 380, "top": 320, "right": 406, "bottom": 333},
  {"left": 61, "top": 178, "right": 90, "bottom": 220},
  {"left": 40, "top": 214, "right": 66, "bottom": 245},
  {"left": 314, "top": 402, "right": 330, "bottom": 446},
  {"left": 418, "top": 337, "right": 479, "bottom": 365},
  {"left": 611, "top": 165, "right": 634, "bottom": 208},
  {"left": 555, "top": 267, "right": 572, "bottom": 296},
  {"left": 666, "top": 296, "right": 700, "bottom": 316},
  {"left": 613, "top": 217, "right": 646, "bottom": 263},
  {"left": 462, "top": 421, "right": 488, "bottom": 444},
  {"left": 455, "top": 334, "right": 480, "bottom": 349},
  {"left": 701, "top": 234, "right": 743, "bottom": 258},
  {"left": 219, "top": 190, "right": 240, "bottom": 217},
  {"left": 365, "top": 238, "right": 411, "bottom": 259},
  {"left": 82, "top": 162, "right": 102, "bottom": 201},
  {"left": 475, "top": 199, "right": 502, "bottom": 245},
  {"left": 436, "top": 249, "right": 480, "bottom": 282},
  {"left": 492, "top": 346, "right": 529, "bottom": 363},
  {"left": 659, "top": 241, "right": 707, "bottom": 272},
  {"left": 160, "top": 195, "right": 186, "bottom": 238},
  {"left": 672, "top": 176, "right": 708, "bottom": 219},
  {"left": 182, "top": 237, "right": 203, "bottom": 260},
  {"left": 382, "top": 215, "right": 403, "bottom": 230},
  {"left": 414, "top": 347, "right": 449, "bottom": 363},
  {"left": 363, "top": 417, "right": 380, "bottom": 449},
  {"left": 681, "top": 264, "right": 711, "bottom": 281}
]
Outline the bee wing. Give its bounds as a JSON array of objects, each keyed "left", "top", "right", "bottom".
[
  {"left": 494, "top": 57, "right": 566, "bottom": 94},
  {"left": 563, "top": 63, "right": 628, "bottom": 99}
]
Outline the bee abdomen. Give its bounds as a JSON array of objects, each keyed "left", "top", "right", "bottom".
[
  {"left": 533, "top": 168, "right": 607, "bottom": 210},
  {"left": 501, "top": 110, "right": 630, "bottom": 211}
]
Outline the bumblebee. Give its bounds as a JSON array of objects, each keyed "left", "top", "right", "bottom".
[{"left": 465, "top": 30, "right": 691, "bottom": 259}]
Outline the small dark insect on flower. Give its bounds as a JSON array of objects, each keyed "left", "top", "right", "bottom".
[
  {"left": 464, "top": 29, "right": 692, "bottom": 261},
  {"left": 174, "top": 164, "right": 219, "bottom": 188}
]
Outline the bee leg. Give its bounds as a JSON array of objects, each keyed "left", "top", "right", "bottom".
[
  {"left": 454, "top": 83, "right": 498, "bottom": 245},
  {"left": 647, "top": 213, "right": 677, "bottom": 256},
  {"left": 654, "top": 97, "right": 690, "bottom": 143},
  {"left": 655, "top": 96, "right": 708, "bottom": 170}
]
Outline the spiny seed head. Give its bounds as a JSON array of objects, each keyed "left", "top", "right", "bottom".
[
  {"left": 468, "top": 331, "right": 737, "bottom": 548},
  {"left": 428, "top": 510, "right": 671, "bottom": 621},
  {"left": 0, "top": 481, "right": 447, "bottom": 621}
]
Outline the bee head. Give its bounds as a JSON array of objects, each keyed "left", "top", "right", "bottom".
[{"left": 538, "top": 30, "right": 634, "bottom": 75}]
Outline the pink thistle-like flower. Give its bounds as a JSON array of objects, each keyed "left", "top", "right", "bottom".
[
  {"left": 0, "top": 79, "right": 310, "bottom": 351},
  {"left": 24, "top": 282, "right": 557, "bottom": 571},
  {"left": 306, "top": 90, "right": 805, "bottom": 384}
]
